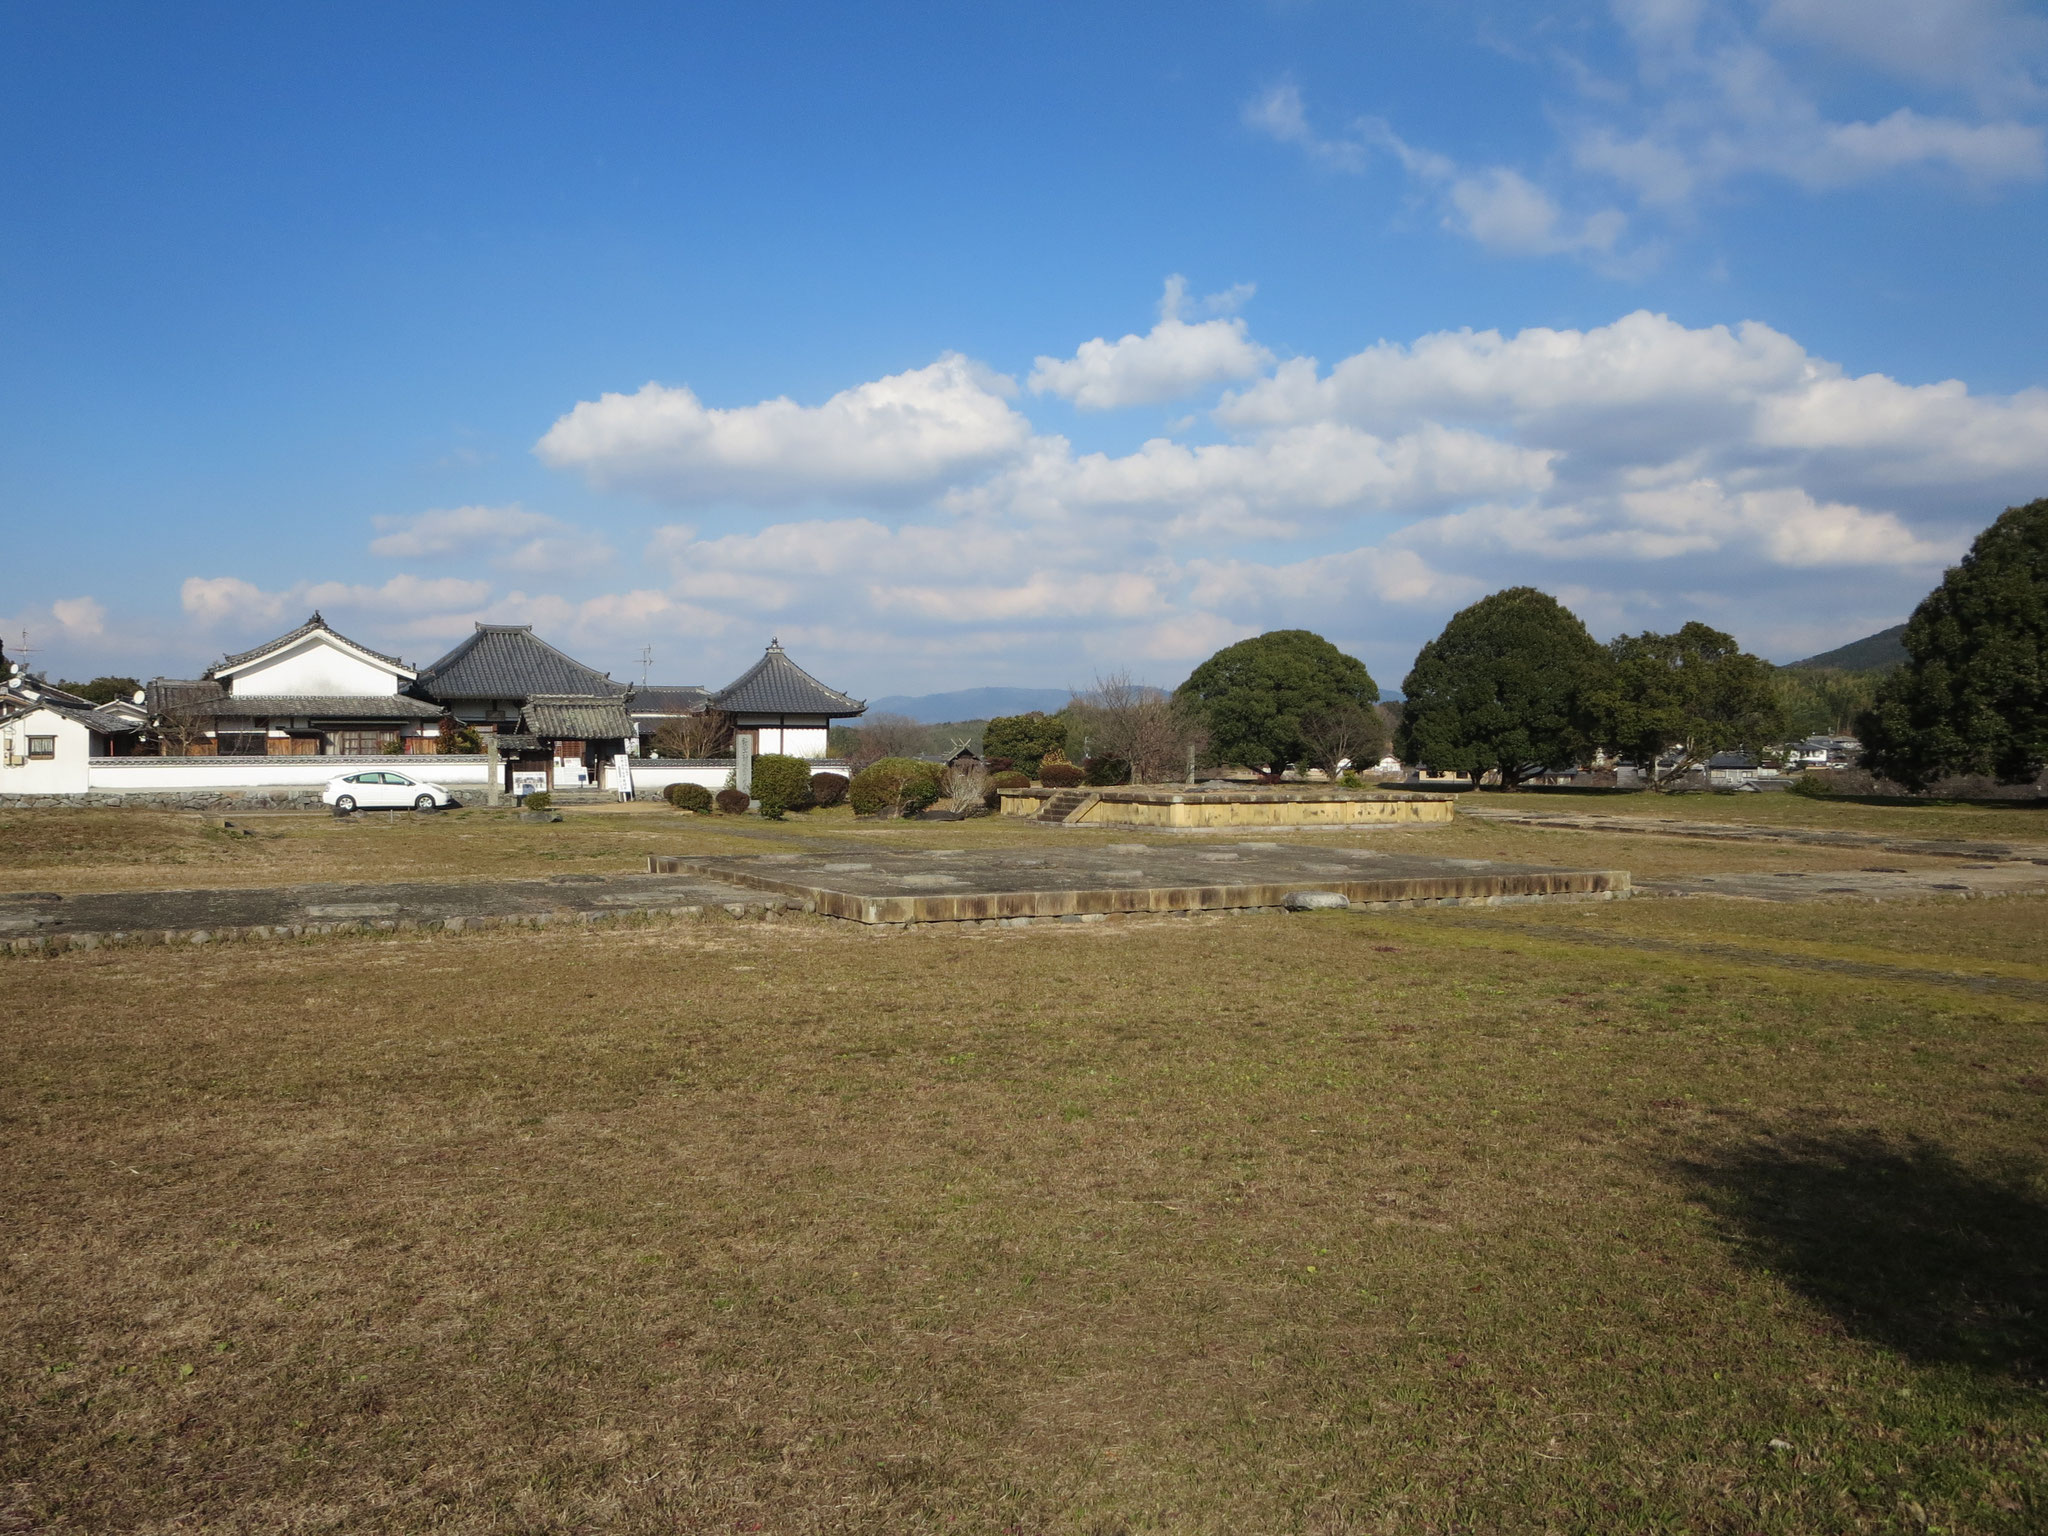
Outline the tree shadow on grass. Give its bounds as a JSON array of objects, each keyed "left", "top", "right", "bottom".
[{"left": 1676, "top": 1129, "right": 2048, "bottom": 1384}]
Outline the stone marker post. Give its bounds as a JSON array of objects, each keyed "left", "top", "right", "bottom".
[
  {"left": 735, "top": 735, "right": 753, "bottom": 795},
  {"left": 484, "top": 733, "right": 501, "bottom": 808}
]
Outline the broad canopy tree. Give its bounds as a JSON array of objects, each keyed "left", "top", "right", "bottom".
[
  {"left": 1860, "top": 497, "right": 2048, "bottom": 788},
  {"left": 1398, "top": 588, "right": 1607, "bottom": 789},
  {"left": 1175, "top": 629, "right": 1378, "bottom": 776},
  {"left": 1597, "top": 622, "right": 1782, "bottom": 789}
]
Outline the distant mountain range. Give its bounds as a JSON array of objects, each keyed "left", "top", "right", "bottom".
[
  {"left": 1785, "top": 623, "right": 1908, "bottom": 673},
  {"left": 864, "top": 686, "right": 1076, "bottom": 723}
]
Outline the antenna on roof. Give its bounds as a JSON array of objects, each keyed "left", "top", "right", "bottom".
[{"left": 636, "top": 643, "right": 653, "bottom": 686}]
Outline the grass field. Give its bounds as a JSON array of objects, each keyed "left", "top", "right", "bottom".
[
  {"left": 1460, "top": 789, "right": 2048, "bottom": 843},
  {"left": 0, "top": 801, "right": 1990, "bottom": 895},
  {"left": 4, "top": 891, "right": 2044, "bottom": 1532}
]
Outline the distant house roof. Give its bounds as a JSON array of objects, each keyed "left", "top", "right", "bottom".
[
  {"left": 0, "top": 699, "right": 139, "bottom": 735},
  {"left": 522, "top": 695, "right": 636, "bottom": 740},
  {"left": 628, "top": 685, "right": 713, "bottom": 717},
  {"left": 207, "top": 612, "right": 412, "bottom": 679},
  {"left": 146, "top": 678, "right": 226, "bottom": 716},
  {"left": 1706, "top": 751, "right": 1759, "bottom": 769},
  {"left": 711, "top": 640, "right": 864, "bottom": 718},
  {"left": 2, "top": 673, "right": 97, "bottom": 711},
  {"left": 414, "top": 624, "right": 623, "bottom": 702}
]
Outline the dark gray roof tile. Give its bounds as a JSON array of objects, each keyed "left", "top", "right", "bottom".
[
  {"left": 711, "top": 641, "right": 864, "bottom": 717},
  {"left": 208, "top": 612, "right": 409, "bottom": 677},
  {"left": 414, "top": 625, "right": 624, "bottom": 701}
]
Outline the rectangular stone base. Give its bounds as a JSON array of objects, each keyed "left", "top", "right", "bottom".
[{"left": 649, "top": 845, "right": 1627, "bottom": 926}]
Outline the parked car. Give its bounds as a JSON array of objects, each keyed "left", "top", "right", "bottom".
[{"left": 323, "top": 769, "right": 454, "bottom": 812}]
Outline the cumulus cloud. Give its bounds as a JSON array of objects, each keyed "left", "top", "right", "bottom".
[
  {"left": 181, "top": 573, "right": 493, "bottom": 632},
  {"left": 49, "top": 597, "right": 107, "bottom": 638},
  {"left": 534, "top": 353, "right": 1032, "bottom": 505},
  {"left": 1028, "top": 276, "right": 1273, "bottom": 410}
]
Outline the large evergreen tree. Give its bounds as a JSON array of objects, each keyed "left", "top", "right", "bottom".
[
  {"left": 1860, "top": 497, "right": 2048, "bottom": 788},
  {"left": 1175, "top": 629, "right": 1378, "bottom": 775},
  {"left": 1597, "top": 623, "right": 1782, "bottom": 789},
  {"left": 1398, "top": 588, "right": 1607, "bottom": 789}
]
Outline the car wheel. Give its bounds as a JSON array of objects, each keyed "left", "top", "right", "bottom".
[
  {"left": 335, "top": 794, "right": 357, "bottom": 812},
  {"left": 414, "top": 794, "right": 437, "bottom": 812}
]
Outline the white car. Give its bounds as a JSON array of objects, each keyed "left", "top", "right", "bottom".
[{"left": 323, "top": 769, "right": 454, "bottom": 812}]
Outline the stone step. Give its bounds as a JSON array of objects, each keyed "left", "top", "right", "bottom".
[{"left": 1036, "top": 790, "right": 1088, "bottom": 822}]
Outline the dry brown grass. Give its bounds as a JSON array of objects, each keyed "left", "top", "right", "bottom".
[
  {"left": 4, "top": 896, "right": 2045, "bottom": 1532},
  {"left": 1465, "top": 789, "right": 2048, "bottom": 843},
  {"left": 0, "top": 803, "right": 1980, "bottom": 898}
]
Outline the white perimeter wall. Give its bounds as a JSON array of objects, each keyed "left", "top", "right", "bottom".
[
  {"left": 85, "top": 755, "right": 493, "bottom": 792},
  {"left": 629, "top": 759, "right": 850, "bottom": 796}
]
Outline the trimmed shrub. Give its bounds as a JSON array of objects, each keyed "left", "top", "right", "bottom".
[
  {"left": 751, "top": 753, "right": 814, "bottom": 820},
  {"left": 714, "top": 787, "right": 751, "bottom": 815},
  {"left": 989, "top": 770, "right": 1030, "bottom": 791},
  {"left": 1039, "top": 760, "right": 1085, "bottom": 788},
  {"left": 809, "top": 772, "right": 849, "bottom": 807},
  {"left": 983, "top": 755, "right": 1015, "bottom": 774},
  {"left": 984, "top": 713, "right": 1069, "bottom": 767},
  {"left": 521, "top": 790, "right": 553, "bottom": 811},
  {"left": 849, "top": 756, "right": 943, "bottom": 818},
  {"left": 1082, "top": 754, "right": 1130, "bottom": 786},
  {"left": 1788, "top": 773, "right": 1834, "bottom": 799},
  {"left": 663, "top": 781, "right": 713, "bottom": 813}
]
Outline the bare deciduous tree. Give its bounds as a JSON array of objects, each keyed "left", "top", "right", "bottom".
[
  {"left": 943, "top": 757, "right": 989, "bottom": 813},
  {"left": 1066, "top": 672, "right": 1211, "bottom": 785},
  {"left": 845, "top": 712, "right": 929, "bottom": 771},
  {"left": 651, "top": 710, "right": 733, "bottom": 760},
  {"left": 1296, "top": 701, "right": 1389, "bottom": 779}
]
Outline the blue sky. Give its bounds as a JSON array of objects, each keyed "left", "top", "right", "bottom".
[{"left": 4, "top": 2, "right": 2047, "bottom": 698}]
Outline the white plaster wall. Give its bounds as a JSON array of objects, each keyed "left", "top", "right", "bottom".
[
  {"left": 87, "top": 755, "right": 492, "bottom": 791},
  {"left": 227, "top": 637, "right": 404, "bottom": 697},
  {"left": 0, "top": 711, "right": 94, "bottom": 794},
  {"left": 629, "top": 759, "right": 849, "bottom": 797},
  {"left": 734, "top": 718, "right": 832, "bottom": 757}
]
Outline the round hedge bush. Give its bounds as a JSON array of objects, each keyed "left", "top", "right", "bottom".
[
  {"left": 849, "top": 756, "right": 943, "bottom": 818},
  {"left": 521, "top": 790, "right": 553, "bottom": 811},
  {"left": 1083, "top": 755, "right": 1130, "bottom": 786},
  {"left": 989, "top": 770, "right": 1031, "bottom": 791},
  {"left": 751, "top": 753, "right": 814, "bottom": 820},
  {"left": 1039, "top": 760, "right": 1086, "bottom": 788},
  {"left": 663, "top": 781, "right": 713, "bottom": 813},
  {"left": 983, "top": 755, "right": 1015, "bottom": 774},
  {"left": 809, "top": 772, "right": 849, "bottom": 807},
  {"left": 714, "top": 787, "right": 751, "bottom": 815}
]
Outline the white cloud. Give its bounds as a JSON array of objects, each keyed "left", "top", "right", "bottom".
[
  {"left": 369, "top": 504, "right": 615, "bottom": 572},
  {"left": 49, "top": 597, "right": 107, "bottom": 638},
  {"left": 1248, "top": 91, "right": 1634, "bottom": 262},
  {"left": 1760, "top": 0, "right": 2048, "bottom": 106},
  {"left": 534, "top": 353, "right": 1032, "bottom": 506},
  {"left": 1251, "top": 13, "right": 2046, "bottom": 267},
  {"left": 181, "top": 573, "right": 492, "bottom": 630},
  {"left": 1028, "top": 276, "right": 1274, "bottom": 410}
]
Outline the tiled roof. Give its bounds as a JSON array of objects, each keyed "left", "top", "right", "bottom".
[
  {"left": 628, "top": 685, "right": 712, "bottom": 715},
  {"left": 204, "top": 695, "right": 445, "bottom": 720},
  {"left": 145, "top": 678, "right": 226, "bottom": 715},
  {"left": 711, "top": 641, "right": 864, "bottom": 717},
  {"left": 414, "top": 624, "right": 624, "bottom": 701},
  {"left": 1, "top": 674, "right": 97, "bottom": 711},
  {"left": 208, "top": 612, "right": 409, "bottom": 677},
  {"left": 521, "top": 695, "right": 636, "bottom": 740},
  {"left": 1, "top": 699, "right": 140, "bottom": 734},
  {"left": 144, "top": 680, "right": 441, "bottom": 720}
]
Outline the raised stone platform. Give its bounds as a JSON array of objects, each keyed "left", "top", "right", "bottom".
[
  {"left": 650, "top": 844, "right": 1628, "bottom": 926},
  {"left": 998, "top": 784, "right": 1456, "bottom": 830}
]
